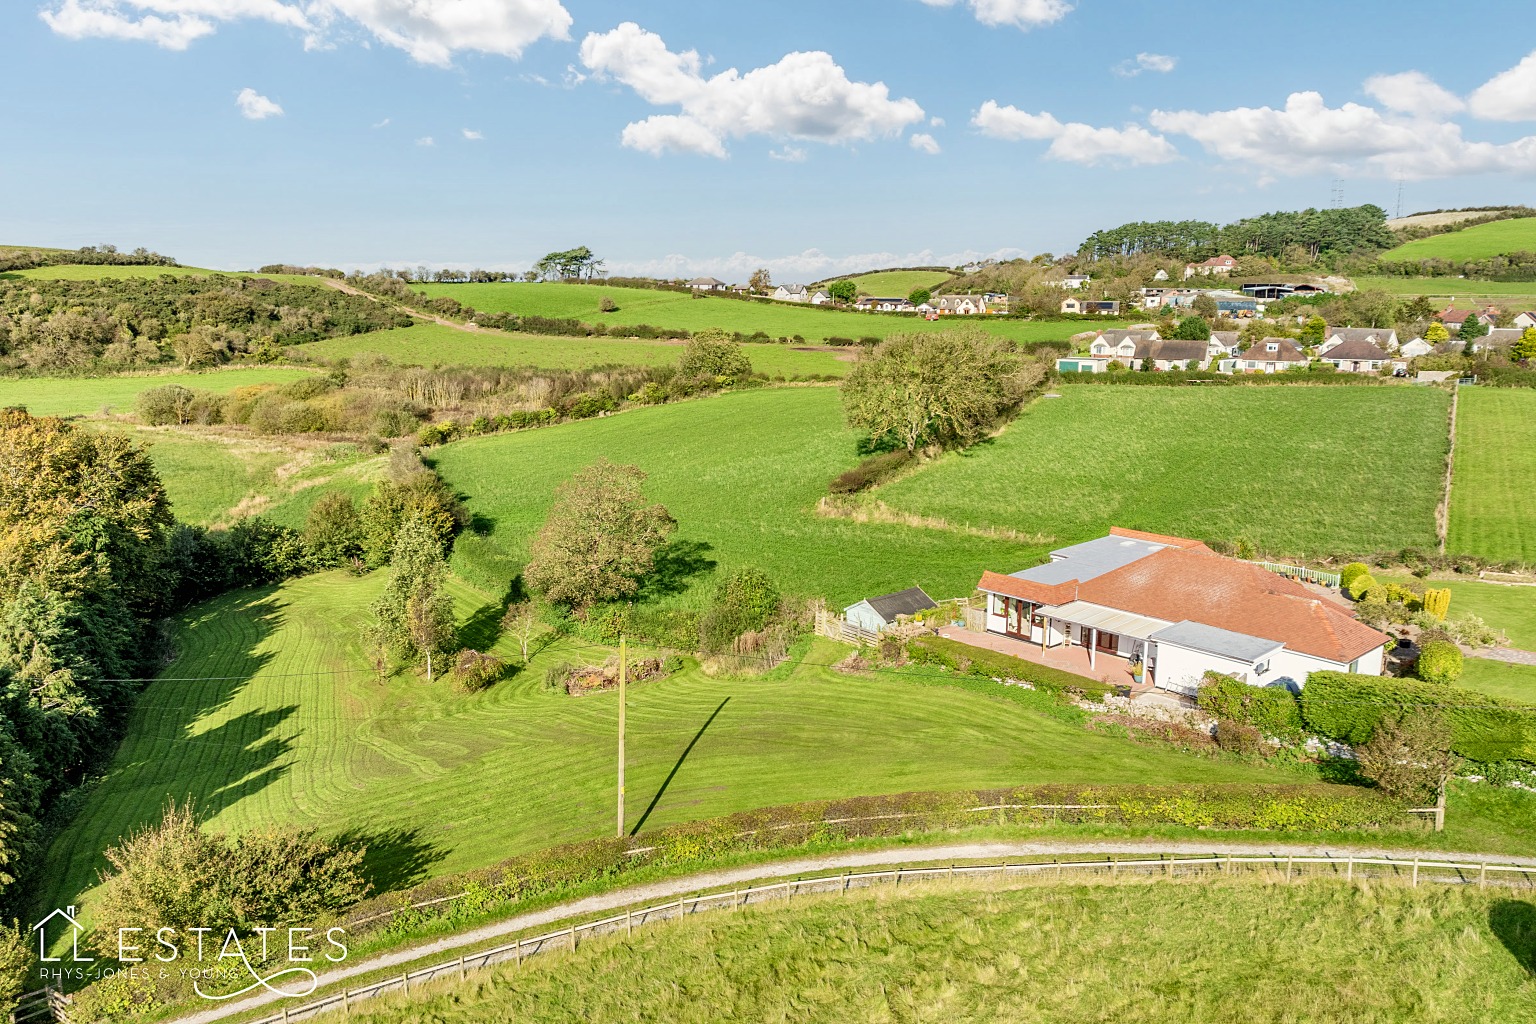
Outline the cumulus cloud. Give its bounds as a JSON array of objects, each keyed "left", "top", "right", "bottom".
[
  {"left": 973, "top": 100, "right": 1179, "bottom": 165},
  {"left": 1363, "top": 71, "right": 1464, "bottom": 116},
  {"left": 1113, "top": 52, "right": 1176, "bottom": 77},
  {"left": 38, "top": 0, "right": 572, "bottom": 65},
  {"left": 462, "top": 128, "right": 483, "bottom": 140},
  {"left": 1150, "top": 90, "right": 1536, "bottom": 178},
  {"left": 1469, "top": 49, "right": 1536, "bottom": 121},
  {"left": 917, "top": 0, "right": 1073, "bottom": 30},
  {"left": 235, "top": 87, "right": 283, "bottom": 119},
  {"left": 415, "top": 135, "right": 435, "bottom": 146},
  {"left": 909, "top": 132, "right": 941, "bottom": 154},
  {"left": 579, "top": 22, "right": 925, "bottom": 158}
]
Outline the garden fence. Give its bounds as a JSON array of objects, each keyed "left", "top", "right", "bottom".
[
  {"left": 58, "top": 850, "right": 1532, "bottom": 1024},
  {"left": 1250, "top": 561, "right": 1342, "bottom": 588}
]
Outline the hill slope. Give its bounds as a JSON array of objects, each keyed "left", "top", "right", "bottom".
[{"left": 1383, "top": 217, "right": 1536, "bottom": 261}]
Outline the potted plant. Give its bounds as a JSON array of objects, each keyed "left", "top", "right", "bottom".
[{"left": 1130, "top": 660, "right": 1145, "bottom": 684}]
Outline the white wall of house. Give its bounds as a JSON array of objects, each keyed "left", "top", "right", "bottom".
[{"left": 1152, "top": 643, "right": 1261, "bottom": 696}]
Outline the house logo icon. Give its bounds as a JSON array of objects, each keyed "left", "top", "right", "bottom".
[{"left": 32, "top": 906, "right": 93, "bottom": 963}]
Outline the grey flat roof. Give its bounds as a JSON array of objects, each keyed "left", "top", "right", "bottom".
[
  {"left": 1012, "top": 536, "right": 1167, "bottom": 586},
  {"left": 1150, "top": 620, "right": 1284, "bottom": 663}
]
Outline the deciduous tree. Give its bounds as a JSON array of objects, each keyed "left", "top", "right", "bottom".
[
  {"left": 1171, "top": 315, "right": 1211, "bottom": 341},
  {"left": 524, "top": 461, "right": 676, "bottom": 609},
  {"left": 371, "top": 513, "right": 457, "bottom": 678},
  {"left": 1355, "top": 713, "right": 1457, "bottom": 803},
  {"left": 678, "top": 328, "right": 752, "bottom": 379},
  {"left": 908, "top": 287, "right": 931, "bottom": 306},
  {"left": 1424, "top": 321, "right": 1450, "bottom": 344},
  {"left": 828, "top": 280, "right": 857, "bottom": 303},
  {"left": 1512, "top": 327, "right": 1536, "bottom": 362},
  {"left": 748, "top": 268, "right": 772, "bottom": 294}
]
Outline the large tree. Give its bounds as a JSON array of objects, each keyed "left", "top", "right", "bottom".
[
  {"left": 840, "top": 330, "right": 1046, "bottom": 453},
  {"left": 748, "top": 268, "right": 772, "bottom": 294},
  {"left": 524, "top": 461, "right": 676, "bottom": 609},
  {"left": 1170, "top": 315, "right": 1211, "bottom": 341},
  {"left": 679, "top": 328, "right": 752, "bottom": 379},
  {"left": 371, "top": 513, "right": 457, "bottom": 679}
]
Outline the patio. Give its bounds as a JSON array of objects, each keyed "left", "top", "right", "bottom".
[{"left": 936, "top": 626, "right": 1156, "bottom": 697}]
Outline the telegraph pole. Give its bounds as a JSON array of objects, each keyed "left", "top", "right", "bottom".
[{"left": 617, "top": 636, "right": 626, "bottom": 838}]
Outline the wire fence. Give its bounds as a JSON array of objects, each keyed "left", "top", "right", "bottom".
[{"left": 65, "top": 850, "right": 1531, "bottom": 1024}]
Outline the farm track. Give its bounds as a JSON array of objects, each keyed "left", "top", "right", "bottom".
[{"left": 172, "top": 838, "right": 1536, "bottom": 1024}]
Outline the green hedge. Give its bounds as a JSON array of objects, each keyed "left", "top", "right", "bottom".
[
  {"left": 1301, "top": 671, "right": 1536, "bottom": 763},
  {"left": 909, "top": 635, "right": 1111, "bottom": 699},
  {"left": 1196, "top": 673, "right": 1303, "bottom": 739}
]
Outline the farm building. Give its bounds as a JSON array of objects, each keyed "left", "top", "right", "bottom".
[
  {"left": 844, "top": 587, "right": 939, "bottom": 633},
  {"left": 974, "top": 528, "right": 1388, "bottom": 697}
]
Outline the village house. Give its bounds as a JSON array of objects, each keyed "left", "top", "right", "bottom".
[
  {"left": 934, "top": 295, "right": 988, "bottom": 315},
  {"left": 1208, "top": 331, "right": 1242, "bottom": 358},
  {"left": 1436, "top": 305, "right": 1498, "bottom": 333},
  {"left": 1479, "top": 327, "right": 1528, "bottom": 353},
  {"left": 1061, "top": 297, "right": 1122, "bottom": 315},
  {"left": 686, "top": 277, "right": 729, "bottom": 292},
  {"left": 1060, "top": 274, "right": 1092, "bottom": 290},
  {"left": 1184, "top": 255, "right": 1238, "bottom": 279},
  {"left": 773, "top": 284, "right": 810, "bottom": 302},
  {"left": 1152, "top": 268, "right": 1170, "bottom": 281},
  {"left": 855, "top": 296, "right": 914, "bottom": 312},
  {"left": 1319, "top": 327, "right": 1399, "bottom": 354},
  {"left": 1398, "top": 337, "right": 1435, "bottom": 359},
  {"left": 1319, "top": 338, "right": 1390, "bottom": 373},
  {"left": 1514, "top": 311, "right": 1536, "bottom": 329},
  {"left": 971, "top": 528, "right": 1388, "bottom": 696},
  {"left": 1060, "top": 333, "right": 1205, "bottom": 373},
  {"left": 809, "top": 289, "right": 833, "bottom": 305},
  {"left": 1236, "top": 338, "right": 1309, "bottom": 373}
]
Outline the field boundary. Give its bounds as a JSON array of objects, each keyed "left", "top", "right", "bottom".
[
  {"left": 1439, "top": 385, "right": 1459, "bottom": 554},
  {"left": 143, "top": 848, "right": 1536, "bottom": 1024}
]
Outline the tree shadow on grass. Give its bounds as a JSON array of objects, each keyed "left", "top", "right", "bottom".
[
  {"left": 630, "top": 697, "right": 729, "bottom": 836},
  {"left": 331, "top": 825, "right": 448, "bottom": 895},
  {"left": 635, "top": 539, "right": 717, "bottom": 602},
  {"left": 457, "top": 576, "right": 528, "bottom": 652},
  {"left": 1490, "top": 900, "right": 1536, "bottom": 976}
]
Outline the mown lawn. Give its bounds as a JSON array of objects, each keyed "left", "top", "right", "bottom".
[
  {"left": 350, "top": 878, "right": 1536, "bottom": 1024},
  {"left": 1459, "top": 658, "right": 1536, "bottom": 702},
  {"left": 1450, "top": 388, "right": 1536, "bottom": 564},
  {"left": 412, "top": 282, "right": 1116, "bottom": 345},
  {"left": 875, "top": 386, "right": 1450, "bottom": 558},
  {"left": 35, "top": 573, "right": 1290, "bottom": 920},
  {"left": 1383, "top": 217, "right": 1536, "bottom": 262},
  {"left": 1383, "top": 575, "right": 1536, "bottom": 651},
  {"left": 297, "top": 322, "right": 853, "bottom": 377},
  {"left": 433, "top": 387, "right": 1045, "bottom": 606},
  {"left": 1350, "top": 276, "right": 1536, "bottom": 305},
  {"left": 0, "top": 366, "right": 315, "bottom": 416}
]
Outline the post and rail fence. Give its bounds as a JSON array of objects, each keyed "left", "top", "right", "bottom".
[{"left": 20, "top": 851, "right": 1530, "bottom": 1024}]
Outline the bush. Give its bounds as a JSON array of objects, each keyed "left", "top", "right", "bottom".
[
  {"left": 1346, "top": 573, "right": 1378, "bottom": 601},
  {"left": 135, "top": 384, "right": 196, "bottom": 425},
  {"left": 303, "top": 492, "right": 363, "bottom": 567},
  {"left": 1196, "top": 673, "right": 1302, "bottom": 738},
  {"left": 1300, "top": 671, "right": 1536, "bottom": 763},
  {"left": 829, "top": 449, "right": 912, "bottom": 494},
  {"left": 562, "top": 391, "right": 619, "bottom": 419},
  {"left": 908, "top": 635, "right": 1110, "bottom": 700},
  {"left": 598, "top": 296, "right": 618, "bottom": 313},
  {"left": 452, "top": 649, "right": 505, "bottom": 692},
  {"left": 699, "top": 567, "right": 781, "bottom": 654},
  {"left": 1215, "top": 720, "right": 1264, "bottom": 756},
  {"left": 1339, "top": 564, "right": 1376, "bottom": 589},
  {"left": 1422, "top": 587, "right": 1451, "bottom": 621},
  {"left": 1416, "top": 640, "right": 1464, "bottom": 684},
  {"left": 0, "top": 925, "right": 31, "bottom": 1016},
  {"left": 1355, "top": 713, "right": 1456, "bottom": 803}
]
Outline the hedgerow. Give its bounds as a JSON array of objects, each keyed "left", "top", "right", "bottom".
[
  {"left": 907, "top": 635, "right": 1111, "bottom": 700},
  {"left": 1300, "top": 671, "right": 1536, "bottom": 763},
  {"left": 1197, "top": 673, "right": 1303, "bottom": 739}
]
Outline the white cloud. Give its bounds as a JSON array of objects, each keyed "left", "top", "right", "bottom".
[
  {"left": 917, "top": 0, "right": 1073, "bottom": 30},
  {"left": 235, "top": 86, "right": 283, "bottom": 119},
  {"left": 462, "top": 128, "right": 483, "bottom": 140},
  {"left": 1150, "top": 89, "right": 1536, "bottom": 178},
  {"left": 1113, "top": 52, "right": 1176, "bottom": 77},
  {"left": 415, "top": 135, "right": 435, "bottom": 146},
  {"left": 1363, "top": 71, "right": 1464, "bottom": 116},
  {"left": 973, "top": 100, "right": 1179, "bottom": 165},
  {"left": 38, "top": 0, "right": 572, "bottom": 66},
  {"left": 1469, "top": 49, "right": 1536, "bottom": 121},
  {"left": 606, "top": 246, "right": 1030, "bottom": 280},
  {"left": 930, "top": 116, "right": 945, "bottom": 127},
  {"left": 371, "top": 117, "right": 391, "bottom": 128},
  {"left": 909, "top": 132, "right": 941, "bottom": 154},
  {"left": 579, "top": 22, "right": 925, "bottom": 158},
  {"left": 768, "top": 145, "right": 808, "bottom": 162}
]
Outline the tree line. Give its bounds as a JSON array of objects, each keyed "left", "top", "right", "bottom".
[
  {"left": 1078, "top": 205, "right": 1397, "bottom": 264},
  {"left": 0, "top": 243, "right": 178, "bottom": 273}
]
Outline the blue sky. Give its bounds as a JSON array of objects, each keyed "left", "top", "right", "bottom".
[{"left": 4, "top": 0, "right": 1535, "bottom": 277}]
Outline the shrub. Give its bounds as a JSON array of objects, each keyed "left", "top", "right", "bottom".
[
  {"left": 1196, "top": 673, "right": 1302, "bottom": 739},
  {"left": 1355, "top": 713, "right": 1457, "bottom": 803},
  {"left": 1361, "top": 583, "right": 1388, "bottom": 604},
  {"left": 1338, "top": 562, "right": 1372, "bottom": 590},
  {"left": 452, "top": 649, "right": 505, "bottom": 692},
  {"left": 1422, "top": 587, "right": 1451, "bottom": 621},
  {"left": 1442, "top": 614, "right": 1502, "bottom": 648},
  {"left": 1215, "top": 720, "right": 1263, "bottom": 756},
  {"left": 679, "top": 328, "right": 752, "bottom": 379},
  {"left": 1346, "top": 573, "right": 1378, "bottom": 601},
  {"left": 1415, "top": 640, "right": 1464, "bottom": 684},
  {"left": 699, "top": 567, "right": 781, "bottom": 654},
  {"left": 303, "top": 492, "right": 363, "bottom": 567},
  {"left": 562, "top": 391, "right": 619, "bottom": 419},
  {"left": 1300, "top": 671, "right": 1536, "bottom": 762},
  {"left": 829, "top": 449, "right": 912, "bottom": 494},
  {"left": 598, "top": 296, "right": 618, "bottom": 313},
  {"left": 135, "top": 384, "right": 197, "bottom": 425}
]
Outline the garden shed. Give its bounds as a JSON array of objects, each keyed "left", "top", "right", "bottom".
[{"left": 844, "top": 587, "right": 939, "bottom": 634}]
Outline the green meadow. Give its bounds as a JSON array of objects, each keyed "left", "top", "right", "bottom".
[
  {"left": 839, "top": 268, "right": 954, "bottom": 295},
  {"left": 1350, "top": 276, "right": 1536, "bottom": 304},
  {"left": 0, "top": 366, "right": 314, "bottom": 417},
  {"left": 1459, "top": 658, "right": 1536, "bottom": 703},
  {"left": 875, "top": 386, "right": 1451, "bottom": 558},
  {"left": 351, "top": 879, "right": 1536, "bottom": 1024},
  {"left": 413, "top": 282, "right": 1117, "bottom": 345},
  {"left": 1450, "top": 388, "right": 1536, "bottom": 564},
  {"left": 1383, "top": 217, "right": 1536, "bottom": 262},
  {"left": 297, "top": 322, "right": 853, "bottom": 376}
]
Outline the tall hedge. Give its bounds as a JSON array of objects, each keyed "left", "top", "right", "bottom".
[
  {"left": 1300, "top": 671, "right": 1536, "bottom": 762},
  {"left": 909, "top": 636, "right": 1110, "bottom": 699}
]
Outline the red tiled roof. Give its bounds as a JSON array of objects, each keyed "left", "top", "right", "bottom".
[
  {"left": 978, "top": 571, "right": 1078, "bottom": 606},
  {"left": 1075, "top": 547, "right": 1387, "bottom": 664},
  {"left": 1108, "top": 527, "right": 1210, "bottom": 551}
]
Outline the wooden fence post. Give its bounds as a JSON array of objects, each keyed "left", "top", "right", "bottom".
[
  {"left": 1412, "top": 859, "right": 1420, "bottom": 888},
  {"left": 402, "top": 972, "right": 409, "bottom": 996},
  {"left": 1286, "top": 855, "right": 1293, "bottom": 882},
  {"left": 342, "top": 988, "right": 349, "bottom": 1013},
  {"left": 515, "top": 940, "right": 523, "bottom": 967},
  {"left": 458, "top": 954, "right": 466, "bottom": 980},
  {"left": 1347, "top": 854, "right": 1354, "bottom": 883},
  {"left": 627, "top": 908, "right": 633, "bottom": 935},
  {"left": 1480, "top": 862, "right": 1488, "bottom": 889}
]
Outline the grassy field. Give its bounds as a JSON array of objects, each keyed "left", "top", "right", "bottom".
[
  {"left": 0, "top": 366, "right": 315, "bottom": 417},
  {"left": 412, "top": 282, "right": 1119, "bottom": 345},
  {"left": 36, "top": 571, "right": 1294, "bottom": 918},
  {"left": 432, "top": 387, "right": 1046, "bottom": 606},
  {"left": 297, "top": 323, "right": 852, "bottom": 377},
  {"left": 838, "top": 269, "right": 954, "bottom": 295},
  {"left": 350, "top": 878, "right": 1536, "bottom": 1024},
  {"left": 1450, "top": 388, "right": 1536, "bottom": 564},
  {"left": 1459, "top": 658, "right": 1536, "bottom": 702},
  {"left": 1350, "top": 276, "right": 1536, "bottom": 305},
  {"left": 1383, "top": 217, "right": 1536, "bottom": 261},
  {"left": 875, "top": 386, "right": 1451, "bottom": 558},
  {"left": 1, "top": 265, "right": 325, "bottom": 287}
]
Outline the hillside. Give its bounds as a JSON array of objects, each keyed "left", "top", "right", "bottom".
[
  {"left": 1383, "top": 217, "right": 1536, "bottom": 261},
  {"left": 837, "top": 268, "right": 953, "bottom": 295},
  {"left": 1386, "top": 208, "right": 1522, "bottom": 231}
]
